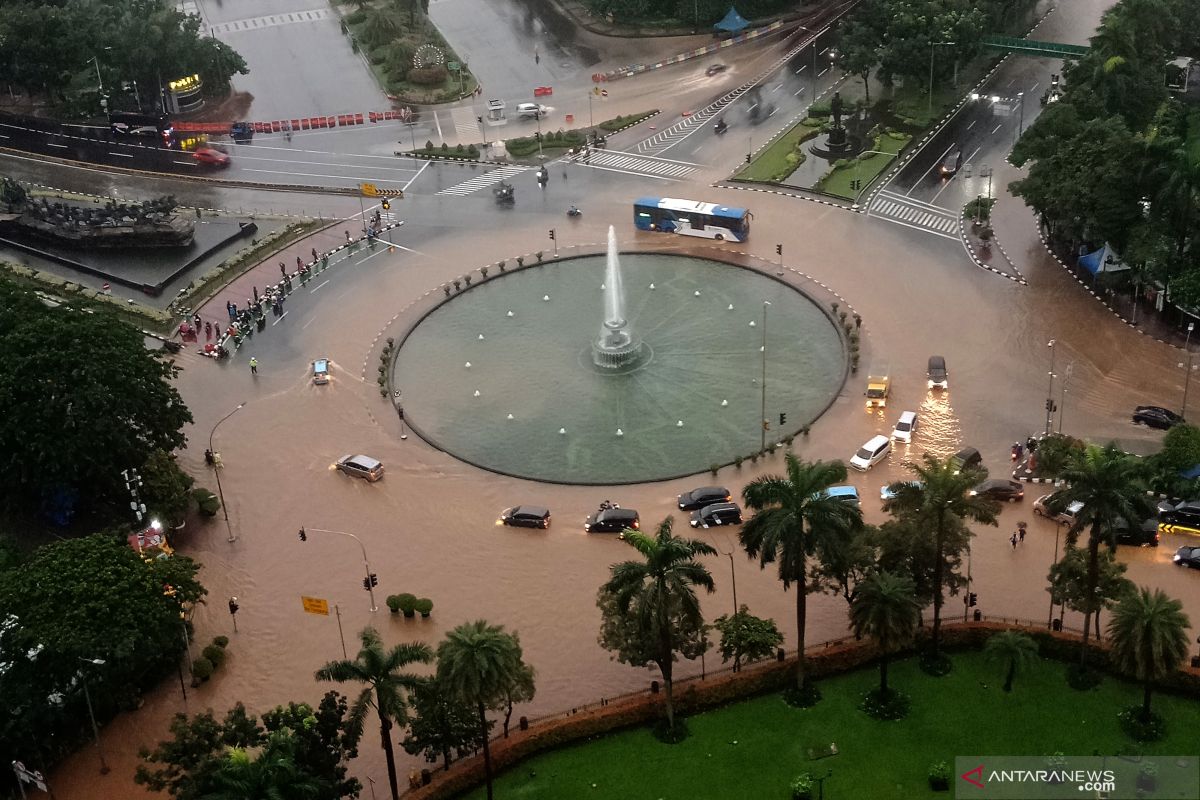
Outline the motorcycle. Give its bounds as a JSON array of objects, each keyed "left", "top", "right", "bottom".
[
  {"left": 567, "top": 206, "right": 582, "bottom": 218},
  {"left": 714, "top": 119, "right": 728, "bottom": 135}
]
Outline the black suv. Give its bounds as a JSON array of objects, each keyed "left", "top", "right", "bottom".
[
  {"left": 584, "top": 507, "right": 640, "bottom": 534},
  {"left": 951, "top": 447, "right": 982, "bottom": 474},
  {"left": 499, "top": 506, "right": 551, "bottom": 529},
  {"left": 1159, "top": 501, "right": 1200, "bottom": 528},
  {"left": 678, "top": 486, "right": 732, "bottom": 511},
  {"left": 690, "top": 502, "right": 743, "bottom": 529},
  {"left": 1132, "top": 405, "right": 1183, "bottom": 430},
  {"left": 1174, "top": 546, "right": 1200, "bottom": 569}
]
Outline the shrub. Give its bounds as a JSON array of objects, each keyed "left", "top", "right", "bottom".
[
  {"left": 808, "top": 100, "right": 831, "bottom": 117},
  {"left": 213, "top": 635, "right": 229, "bottom": 648},
  {"left": 397, "top": 593, "right": 418, "bottom": 617},
  {"left": 1118, "top": 707, "right": 1166, "bottom": 742},
  {"left": 710, "top": 463, "right": 719, "bottom": 476},
  {"left": 409, "top": 65, "right": 448, "bottom": 86},
  {"left": 735, "top": 456, "right": 743, "bottom": 468},
  {"left": 928, "top": 761, "right": 951, "bottom": 791},
  {"left": 467, "top": 144, "right": 479, "bottom": 157},
  {"left": 455, "top": 143, "right": 464, "bottom": 153},
  {"left": 414, "top": 597, "right": 433, "bottom": 617},
  {"left": 344, "top": 8, "right": 366, "bottom": 25},
  {"left": 480, "top": 266, "right": 489, "bottom": 278},
  {"left": 202, "top": 644, "right": 226, "bottom": 667},
  {"left": 790, "top": 773, "right": 815, "bottom": 800},
  {"left": 425, "top": 139, "right": 434, "bottom": 151},
  {"left": 386, "top": 594, "right": 403, "bottom": 613},
  {"left": 192, "top": 488, "right": 220, "bottom": 517},
  {"left": 860, "top": 687, "right": 911, "bottom": 719},
  {"left": 191, "top": 657, "right": 214, "bottom": 685}
]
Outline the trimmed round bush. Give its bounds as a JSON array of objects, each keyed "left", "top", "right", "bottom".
[
  {"left": 202, "top": 644, "right": 226, "bottom": 667},
  {"left": 191, "top": 657, "right": 214, "bottom": 684},
  {"left": 212, "top": 635, "right": 229, "bottom": 648}
]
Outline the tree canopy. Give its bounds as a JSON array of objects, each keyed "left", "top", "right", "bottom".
[
  {"left": 0, "top": 0, "right": 248, "bottom": 113},
  {"left": 0, "top": 279, "right": 193, "bottom": 519}
]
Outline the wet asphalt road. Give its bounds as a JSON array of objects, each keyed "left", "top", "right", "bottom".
[{"left": 27, "top": 2, "right": 1200, "bottom": 797}]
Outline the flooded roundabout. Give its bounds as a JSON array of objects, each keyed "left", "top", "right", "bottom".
[{"left": 392, "top": 228, "right": 847, "bottom": 483}]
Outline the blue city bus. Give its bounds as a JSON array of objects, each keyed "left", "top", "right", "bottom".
[{"left": 633, "top": 196, "right": 751, "bottom": 242}]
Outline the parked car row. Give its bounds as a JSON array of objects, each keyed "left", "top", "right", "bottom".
[
  {"left": 1031, "top": 491, "right": 1160, "bottom": 546},
  {"left": 496, "top": 485, "right": 749, "bottom": 535}
]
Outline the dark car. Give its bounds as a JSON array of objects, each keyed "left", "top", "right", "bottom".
[
  {"left": 939, "top": 148, "right": 963, "bottom": 177},
  {"left": 705, "top": 63, "right": 728, "bottom": 76},
  {"left": 1160, "top": 500, "right": 1200, "bottom": 528},
  {"left": 1112, "top": 517, "right": 1160, "bottom": 547},
  {"left": 584, "top": 507, "right": 640, "bottom": 534},
  {"left": 1132, "top": 405, "right": 1183, "bottom": 430},
  {"left": 678, "top": 485, "right": 732, "bottom": 511},
  {"left": 499, "top": 506, "right": 551, "bottom": 529},
  {"left": 1174, "top": 545, "right": 1200, "bottom": 568},
  {"left": 927, "top": 356, "right": 948, "bottom": 390},
  {"left": 690, "top": 502, "right": 743, "bottom": 529},
  {"left": 335, "top": 454, "right": 384, "bottom": 482},
  {"left": 970, "top": 479, "right": 1024, "bottom": 502},
  {"left": 951, "top": 447, "right": 982, "bottom": 474}
]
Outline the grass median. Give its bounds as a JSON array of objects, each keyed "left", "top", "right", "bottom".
[
  {"left": 464, "top": 650, "right": 1200, "bottom": 799},
  {"left": 816, "top": 133, "right": 909, "bottom": 201},
  {"left": 734, "top": 120, "right": 822, "bottom": 183}
]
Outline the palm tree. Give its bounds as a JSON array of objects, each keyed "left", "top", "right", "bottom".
[
  {"left": 1106, "top": 587, "right": 1190, "bottom": 722},
  {"left": 983, "top": 630, "right": 1039, "bottom": 692},
  {"left": 600, "top": 517, "right": 715, "bottom": 733},
  {"left": 1056, "top": 444, "right": 1152, "bottom": 666},
  {"left": 437, "top": 620, "right": 531, "bottom": 800},
  {"left": 315, "top": 628, "right": 433, "bottom": 800},
  {"left": 849, "top": 570, "right": 921, "bottom": 698},
  {"left": 200, "top": 733, "right": 320, "bottom": 800},
  {"left": 741, "top": 455, "right": 862, "bottom": 692},
  {"left": 886, "top": 454, "right": 997, "bottom": 657}
]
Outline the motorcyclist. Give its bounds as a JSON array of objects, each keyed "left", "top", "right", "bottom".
[
  {"left": 568, "top": 205, "right": 581, "bottom": 217},
  {"left": 714, "top": 117, "right": 727, "bottom": 133}
]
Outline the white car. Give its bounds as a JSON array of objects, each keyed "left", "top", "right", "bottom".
[
  {"left": 516, "top": 102, "right": 547, "bottom": 119},
  {"left": 891, "top": 410, "right": 918, "bottom": 443},
  {"left": 850, "top": 434, "right": 891, "bottom": 472}
]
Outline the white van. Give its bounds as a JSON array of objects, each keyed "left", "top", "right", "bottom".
[
  {"left": 850, "top": 435, "right": 891, "bottom": 471},
  {"left": 516, "top": 103, "right": 547, "bottom": 119},
  {"left": 891, "top": 411, "right": 918, "bottom": 443}
]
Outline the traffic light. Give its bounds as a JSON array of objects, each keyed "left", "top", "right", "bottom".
[
  {"left": 362, "top": 576, "right": 371, "bottom": 590},
  {"left": 228, "top": 597, "right": 239, "bottom": 616},
  {"left": 776, "top": 244, "right": 782, "bottom": 256},
  {"left": 381, "top": 198, "right": 390, "bottom": 210},
  {"left": 548, "top": 229, "right": 556, "bottom": 241},
  {"left": 298, "top": 527, "right": 307, "bottom": 542},
  {"left": 397, "top": 406, "right": 405, "bottom": 420},
  {"left": 535, "top": 131, "right": 542, "bottom": 142},
  {"left": 1045, "top": 399, "right": 1057, "bottom": 412},
  {"left": 779, "top": 412, "right": 787, "bottom": 425},
  {"left": 371, "top": 573, "right": 379, "bottom": 587},
  {"left": 746, "top": 153, "right": 751, "bottom": 163},
  {"left": 969, "top": 592, "right": 978, "bottom": 607}
]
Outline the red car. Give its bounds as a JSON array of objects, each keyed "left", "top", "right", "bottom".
[{"left": 193, "top": 147, "right": 230, "bottom": 167}]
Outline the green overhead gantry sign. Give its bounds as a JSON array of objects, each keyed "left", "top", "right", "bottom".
[{"left": 981, "top": 36, "right": 1089, "bottom": 58}]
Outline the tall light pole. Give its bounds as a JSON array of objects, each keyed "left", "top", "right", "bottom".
[
  {"left": 77, "top": 657, "right": 109, "bottom": 774},
  {"left": 795, "top": 25, "right": 819, "bottom": 99},
  {"left": 1048, "top": 521, "right": 1064, "bottom": 629},
  {"left": 928, "top": 42, "right": 956, "bottom": 116},
  {"left": 760, "top": 301, "right": 770, "bottom": 453},
  {"left": 301, "top": 527, "right": 379, "bottom": 612},
  {"left": 1182, "top": 322, "right": 1196, "bottom": 419},
  {"left": 1043, "top": 339, "right": 1056, "bottom": 435},
  {"left": 1014, "top": 91, "right": 1025, "bottom": 145},
  {"left": 208, "top": 402, "right": 245, "bottom": 543},
  {"left": 1057, "top": 362, "right": 1073, "bottom": 433}
]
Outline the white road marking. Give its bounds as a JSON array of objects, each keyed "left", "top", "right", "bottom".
[
  {"left": 818, "top": 67, "right": 830, "bottom": 78},
  {"left": 434, "top": 110, "right": 443, "bottom": 144},
  {"left": 794, "top": 88, "right": 805, "bottom": 97},
  {"left": 966, "top": 145, "right": 982, "bottom": 164},
  {"left": 272, "top": 311, "right": 289, "bottom": 326},
  {"left": 310, "top": 279, "right": 330, "bottom": 293},
  {"left": 966, "top": 120, "right": 976, "bottom": 130},
  {"left": 46, "top": 143, "right": 68, "bottom": 148},
  {"left": 905, "top": 143, "right": 955, "bottom": 196},
  {"left": 302, "top": 315, "right": 318, "bottom": 330},
  {"left": 402, "top": 160, "right": 429, "bottom": 192},
  {"left": 795, "top": 65, "right": 807, "bottom": 74},
  {"left": 991, "top": 123, "right": 1003, "bottom": 134},
  {"left": 1030, "top": 82, "right": 1040, "bottom": 92},
  {"left": 108, "top": 152, "right": 134, "bottom": 158},
  {"left": 243, "top": 168, "right": 407, "bottom": 184}
]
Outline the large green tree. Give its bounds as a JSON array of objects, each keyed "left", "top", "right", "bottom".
[
  {"left": 137, "top": 694, "right": 361, "bottom": 800},
  {"left": 740, "top": 455, "right": 861, "bottom": 693},
  {"left": 849, "top": 570, "right": 921, "bottom": 698},
  {"left": 0, "top": 533, "right": 204, "bottom": 776},
  {"left": 0, "top": 279, "right": 192, "bottom": 519},
  {"left": 884, "top": 454, "right": 997, "bottom": 658},
  {"left": 1047, "top": 544, "right": 1133, "bottom": 636},
  {"left": 315, "top": 628, "right": 433, "bottom": 800},
  {"left": 437, "top": 620, "right": 532, "bottom": 800},
  {"left": 401, "top": 676, "right": 482, "bottom": 772},
  {"left": 712, "top": 605, "right": 784, "bottom": 672},
  {"left": 1106, "top": 586, "right": 1191, "bottom": 723},
  {"left": 1055, "top": 444, "right": 1153, "bottom": 668},
  {"left": 598, "top": 517, "right": 715, "bottom": 734}
]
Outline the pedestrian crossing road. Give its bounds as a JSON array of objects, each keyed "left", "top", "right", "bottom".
[
  {"left": 868, "top": 190, "right": 960, "bottom": 240},
  {"left": 572, "top": 149, "right": 698, "bottom": 180},
  {"left": 450, "top": 106, "right": 480, "bottom": 142},
  {"left": 209, "top": 7, "right": 332, "bottom": 35},
  {"left": 436, "top": 165, "right": 531, "bottom": 196}
]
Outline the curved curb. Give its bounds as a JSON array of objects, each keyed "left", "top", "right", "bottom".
[
  {"left": 957, "top": 209, "right": 1026, "bottom": 285},
  {"left": 1032, "top": 214, "right": 1187, "bottom": 351}
]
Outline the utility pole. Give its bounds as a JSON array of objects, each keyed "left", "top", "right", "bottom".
[
  {"left": 760, "top": 301, "right": 770, "bottom": 452},
  {"left": 1043, "top": 339, "right": 1056, "bottom": 435},
  {"left": 209, "top": 402, "right": 246, "bottom": 543},
  {"left": 1057, "top": 362, "right": 1073, "bottom": 433},
  {"left": 1182, "top": 323, "right": 1196, "bottom": 419}
]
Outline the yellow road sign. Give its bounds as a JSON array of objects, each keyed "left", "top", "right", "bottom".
[
  {"left": 301, "top": 595, "right": 330, "bottom": 616},
  {"left": 359, "top": 182, "right": 379, "bottom": 197}
]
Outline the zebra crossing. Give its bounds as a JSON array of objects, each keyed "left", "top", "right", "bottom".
[
  {"left": 868, "top": 190, "right": 960, "bottom": 240},
  {"left": 574, "top": 149, "right": 697, "bottom": 180},
  {"left": 436, "top": 165, "right": 531, "bottom": 196},
  {"left": 449, "top": 106, "right": 480, "bottom": 142},
  {"left": 210, "top": 7, "right": 331, "bottom": 35}
]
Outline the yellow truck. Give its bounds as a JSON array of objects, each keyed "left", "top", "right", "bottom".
[{"left": 865, "top": 370, "right": 890, "bottom": 408}]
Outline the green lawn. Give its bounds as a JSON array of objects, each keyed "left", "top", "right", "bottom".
[
  {"left": 817, "top": 134, "right": 910, "bottom": 201},
  {"left": 734, "top": 121, "right": 823, "bottom": 183},
  {"left": 465, "top": 652, "right": 1200, "bottom": 799}
]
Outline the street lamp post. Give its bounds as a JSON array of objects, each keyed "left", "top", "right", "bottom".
[
  {"left": 1182, "top": 322, "right": 1196, "bottom": 419},
  {"left": 795, "top": 25, "right": 819, "bottom": 99},
  {"left": 1043, "top": 339, "right": 1056, "bottom": 435},
  {"left": 208, "top": 402, "right": 246, "bottom": 543},
  {"left": 1058, "top": 362, "right": 1073, "bottom": 433},
  {"left": 1048, "top": 521, "right": 1064, "bottom": 629},
  {"left": 928, "top": 42, "right": 956, "bottom": 116},
  {"left": 1014, "top": 92, "right": 1025, "bottom": 145},
  {"left": 760, "top": 301, "right": 770, "bottom": 453},
  {"left": 302, "top": 527, "right": 379, "bottom": 612},
  {"left": 77, "top": 657, "right": 109, "bottom": 774}
]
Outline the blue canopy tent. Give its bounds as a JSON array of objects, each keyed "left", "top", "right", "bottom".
[
  {"left": 714, "top": 7, "right": 750, "bottom": 33},
  {"left": 1078, "top": 242, "right": 1130, "bottom": 275}
]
